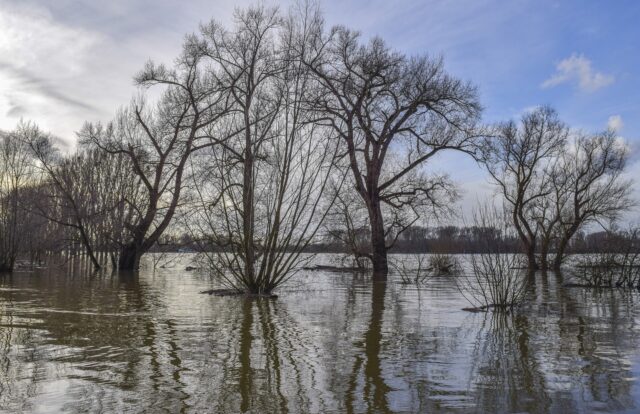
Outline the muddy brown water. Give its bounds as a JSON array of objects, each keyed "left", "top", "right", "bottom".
[{"left": 1, "top": 254, "right": 640, "bottom": 413}]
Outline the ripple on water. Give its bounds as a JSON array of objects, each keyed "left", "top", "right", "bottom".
[{"left": 2, "top": 254, "right": 640, "bottom": 413}]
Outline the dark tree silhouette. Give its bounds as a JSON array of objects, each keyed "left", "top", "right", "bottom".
[
  {"left": 478, "top": 107, "right": 567, "bottom": 270},
  {"left": 302, "top": 26, "right": 480, "bottom": 279},
  {"left": 80, "top": 36, "right": 230, "bottom": 271}
]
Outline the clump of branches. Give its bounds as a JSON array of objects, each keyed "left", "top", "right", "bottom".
[
  {"left": 323, "top": 175, "right": 372, "bottom": 270},
  {"left": 428, "top": 253, "right": 460, "bottom": 275},
  {"left": 390, "top": 254, "right": 433, "bottom": 284},
  {"left": 568, "top": 227, "right": 640, "bottom": 289},
  {"left": 458, "top": 204, "right": 529, "bottom": 311},
  {"left": 389, "top": 253, "right": 459, "bottom": 284}
]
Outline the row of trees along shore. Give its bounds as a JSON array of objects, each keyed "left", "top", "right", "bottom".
[{"left": 0, "top": 5, "right": 634, "bottom": 293}]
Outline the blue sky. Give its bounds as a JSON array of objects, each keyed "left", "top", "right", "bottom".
[{"left": 1, "top": 0, "right": 638, "bottom": 220}]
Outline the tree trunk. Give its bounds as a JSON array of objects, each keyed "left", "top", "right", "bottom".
[
  {"left": 242, "top": 123, "right": 256, "bottom": 288},
  {"left": 553, "top": 224, "right": 580, "bottom": 270},
  {"left": 539, "top": 239, "right": 550, "bottom": 270},
  {"left": 525, "top": 243, "right": 538, "bottom": 271},
  {"left": 118, "top": 243, "right": 142, "bottom": 271},
  {"left": 553, "top": 236, "right": 570, "bottom": 270},
  {"left": 0, "top": 262, "right": 13, "bottom": 273},
  {"left": 369, "top": 197, "right": 388, "bottom": 280},
  {"left": 78, "top": 225, "right": 101, "bottom": 270}
]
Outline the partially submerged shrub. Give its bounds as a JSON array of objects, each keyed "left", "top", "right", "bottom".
[
  {"left": 428, "top": 254, "right": 460, "bottom": 275},
  {"left": 458, "top": 205, "right": 529, "bottom": 311},
  {"left": 390, "top": 254, "right": 460, "bottom": 284},
  {"left": 460, "top": 253, "right": 529, "bottom": 311},
  {"left": 569, "top": 245, "right": 640, "bottom": 289},
  {"left": 338, "top": 253, "right": 371, "bottom": 271},
  {"left": 390, "top": 254, "right": 432, "bottom": 284},
  {"left": 567, "top": 227, "right": 640, "bottom": 289}
]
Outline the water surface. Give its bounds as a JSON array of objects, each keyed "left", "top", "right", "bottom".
[{"left": 1, "top": 254, "right": 640, "bottom": 413}]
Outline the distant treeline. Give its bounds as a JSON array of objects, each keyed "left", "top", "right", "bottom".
[{"left": 150, "top": 225, "right": 639, "bottom": 255}]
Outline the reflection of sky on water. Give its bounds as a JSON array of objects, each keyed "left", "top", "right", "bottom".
[{"left": 1, "top": 253, "right": 640, "bottom": 413}]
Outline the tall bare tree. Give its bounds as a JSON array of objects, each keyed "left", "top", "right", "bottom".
[
  {"left": 27, "top": 129, "right": 145, "bottom": 270},
  {"left": 80, "top": 34, "right": 230, "bottom": 270},
  {"left": 0, "top": 122, "right": 44, "bottom": 271},
  {"left": 188, "top": 5, "right": 340, "bottom": 294},
  {"left": 478, "top": 107, "right": 568, "bottom": 270},
  {"left": 302, "top": 25, "right": 480, "bottom": 279},
  {"left": 551, "top": 131, "right": 633, "bottom": 269}
]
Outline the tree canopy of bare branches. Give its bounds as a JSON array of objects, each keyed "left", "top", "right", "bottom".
[
  {"left": 187, "top": 5, "right": 340, "bottom": 294},
  {"left": 550, "top": 130, "right": 633, "bottom": 269},
  {"left": 79, "top": 29, "right": 231, "bottom": 270},
  {"left": 301, "top": 22, "right": 481, "bottom": 279},
  {"left": 27, "top": 129, "right": 145, "bottom": 270},
  {"left": 478, "top": 106, "right": 568, "bottom": 270},
  {"left": 0, "top": 123, "right": 40, "bottom": 271}
]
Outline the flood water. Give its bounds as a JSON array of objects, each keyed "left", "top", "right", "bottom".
[{"left": 2, "top": 254, "right": 640, "bottom": 413}]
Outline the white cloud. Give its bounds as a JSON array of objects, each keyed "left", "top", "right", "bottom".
[
  {"left": 541, "top": 53, "right": 614, "bottom": 92},
  {"left": 0, "top": 4, "right": 104, "bottom": 141},
  {"left": 0, "top": 0, "right": 248, "bottom": 142},
  {"left": 607, "top": 115, "right": 623, "bottom": 132}
]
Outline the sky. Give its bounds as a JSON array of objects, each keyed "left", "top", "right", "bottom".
[{"left": 1, "top": 0, "right": 639, "bottom": 222}]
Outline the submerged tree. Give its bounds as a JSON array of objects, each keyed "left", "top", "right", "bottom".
[
  {"left": 551, "top": 131, "right": 633, "bottom": 269},
  {"left": 189, "top": 5, "right": 340, "bottom": 294},
  {"left": 302, "top": 24, "right": 480, "bottom": 279},
  {"left": 80, "top": 31, "right": 230, "bottom": 271},
  {"left": 478, "top": 106, "right": 568, "bottom": 270},
  {"left": 27, "top": 130, "right": 145, "bottom": 270},
  {"left": 0, "top": 123, "right": 42, "bottom": 271}
]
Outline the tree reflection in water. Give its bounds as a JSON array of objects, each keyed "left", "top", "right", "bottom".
[
  {"left": 2, "top": 259, "right": 640, "bottom": 413},
  {"left": 211, "top": 296, "right": 323, "bottom": 413},
  {"left": 469, "top": 311, "right": 551, "bottom": 413},
  {"left": 345, "top": 280, "right": 391, "bottom": 414}
]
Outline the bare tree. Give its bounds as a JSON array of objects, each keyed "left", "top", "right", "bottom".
[
  {"left": 302, "top": 25, "right": 480, "bottom": 279},
  {"left": 80, "top": 33, "right": 230, "bottom": 271},
  {"left": 26, "top": 129, "right": 145, "bottom": 270},
  {"left": 478, "top": 107, "right": 568, "bottom": 270},
  {"left": 189, "top": 5, "right": 340, "bottom": 295},
  {"left": 551, "top": 130, "right": 633, "bottom": 269},
  {"left": 0, "top": 123, "right": 41, "bottom": 271}
]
